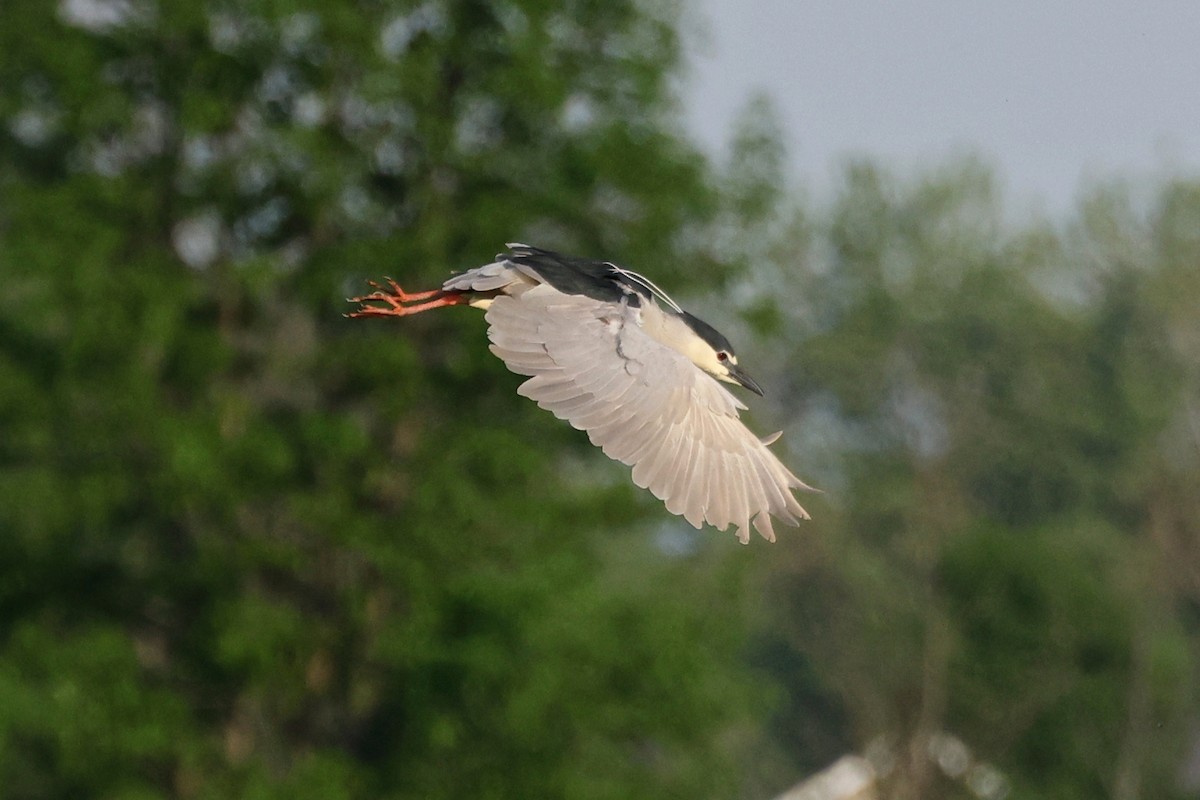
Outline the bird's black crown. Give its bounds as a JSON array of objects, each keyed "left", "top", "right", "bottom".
[{"left": 679, "top": 311, "right": 736, "bottom": 355}]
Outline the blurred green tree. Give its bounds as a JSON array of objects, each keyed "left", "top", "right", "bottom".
[
  {"left": 749, "top": 163, "right": 1200, "bottom": 800},
  {"left": 0, "top": 1, "right": 772, "bottom": 798}
]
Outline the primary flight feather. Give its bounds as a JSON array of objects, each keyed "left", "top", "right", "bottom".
[{"left": 348, "top": 243, "right": 815, "bottom": 543}]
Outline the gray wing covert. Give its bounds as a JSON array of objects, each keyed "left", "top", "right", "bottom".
[
  {"left": 441, "top": 259, "right": 525, "bottom": 293},
  {"left": 485, "top": 285, "right": 811, "bottom": 543}
]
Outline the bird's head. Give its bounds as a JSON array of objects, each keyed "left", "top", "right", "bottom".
[{"left": 676, "top": 312, "right": 764, "bottom": 396}]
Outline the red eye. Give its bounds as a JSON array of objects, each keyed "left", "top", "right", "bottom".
[{"left": 717, "top": 351, "right": 728, "bottom": 362}]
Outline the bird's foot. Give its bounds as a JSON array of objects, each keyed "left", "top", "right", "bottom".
[{"left": 346, "top": 278, "right": 465, "bottom": 318}]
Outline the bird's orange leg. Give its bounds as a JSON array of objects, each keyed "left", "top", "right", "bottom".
[{"left": 345, "top": 278, "right": 468, "bottom": 318}]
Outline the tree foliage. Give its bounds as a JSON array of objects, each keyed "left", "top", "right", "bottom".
[
  {"left": 750, "top": 162, "right": 1200, "bottom": 800},
  {"left": 0, "top": 2, "right": 764, "bottom": 798}
]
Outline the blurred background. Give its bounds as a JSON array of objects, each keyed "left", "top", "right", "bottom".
[
  {"left": 1, "top": 1, "right": 1198, "bottom": 799},
  {"left": 686, "top": 0, "right": 1200, "bottom": 215}
]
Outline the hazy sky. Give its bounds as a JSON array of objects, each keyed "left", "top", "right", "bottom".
[{"left": 683, "top": 1, "right": 1200, "bottom": 211}]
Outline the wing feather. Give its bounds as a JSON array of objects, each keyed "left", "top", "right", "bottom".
[
  {"left": 483, "top": 289, "right": 812, "bottom": 542},
  {"left": 741, "top": 453, "right": 772, "bottom": 540},
  {"left": 442, "top": 260, "right": 524, "bottom": 292},
  {"left": 638, "top": 410, "right": 687, "bottom": 495},
  {"left": 682, "top": 446, "right": 708, "bottom": 527},
  {"left": 519, "top": 376, "right": 587, "bottom": 406},
  {"left": 726, "top": 450, "right": 751, "bottom": 542},
  {"left": 753, "top": 512, "right": 777, "bottom": 544},
  {"left": 708, "top": 451, "right": 734, "bottom": 532},
  {"left": 664, "top": 418, "right": 698, "bottom": 518},
  {"left": 630, "top": 423, "right": 667, "bottom": 488},
  {"left": 681, "top": 412, "right": 715, "bottom": 526},
  {"left": 751, "top": 451, "right": 798, "bottom": 527}
]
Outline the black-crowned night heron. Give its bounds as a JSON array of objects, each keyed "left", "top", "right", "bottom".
[{"left": 348, "top": 243, "right": 814, "bottom": 543}]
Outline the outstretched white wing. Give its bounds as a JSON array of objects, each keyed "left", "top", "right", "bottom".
[{"left": 485, "top": 284, "right": 812, "bottom": 543}]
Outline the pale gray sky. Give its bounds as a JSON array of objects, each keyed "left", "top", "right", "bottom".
[{"left": 684, "top": 0, "right": 1200, "bottom": 211}]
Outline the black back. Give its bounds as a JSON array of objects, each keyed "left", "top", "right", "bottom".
[
  {"left": 502, "top": 244, "right": 652, "bottom": 307},
  {"left": 500, "top": 244, "right": 737, "bottom": 356}
]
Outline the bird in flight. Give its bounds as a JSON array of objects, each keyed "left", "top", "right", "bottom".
[{"left": 348, "top": 243, "right": 814, "bottom": 543}]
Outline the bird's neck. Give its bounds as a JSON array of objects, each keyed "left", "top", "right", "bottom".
[{"left": 638, "top": 302, "right": 719, "bottom": 374}]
